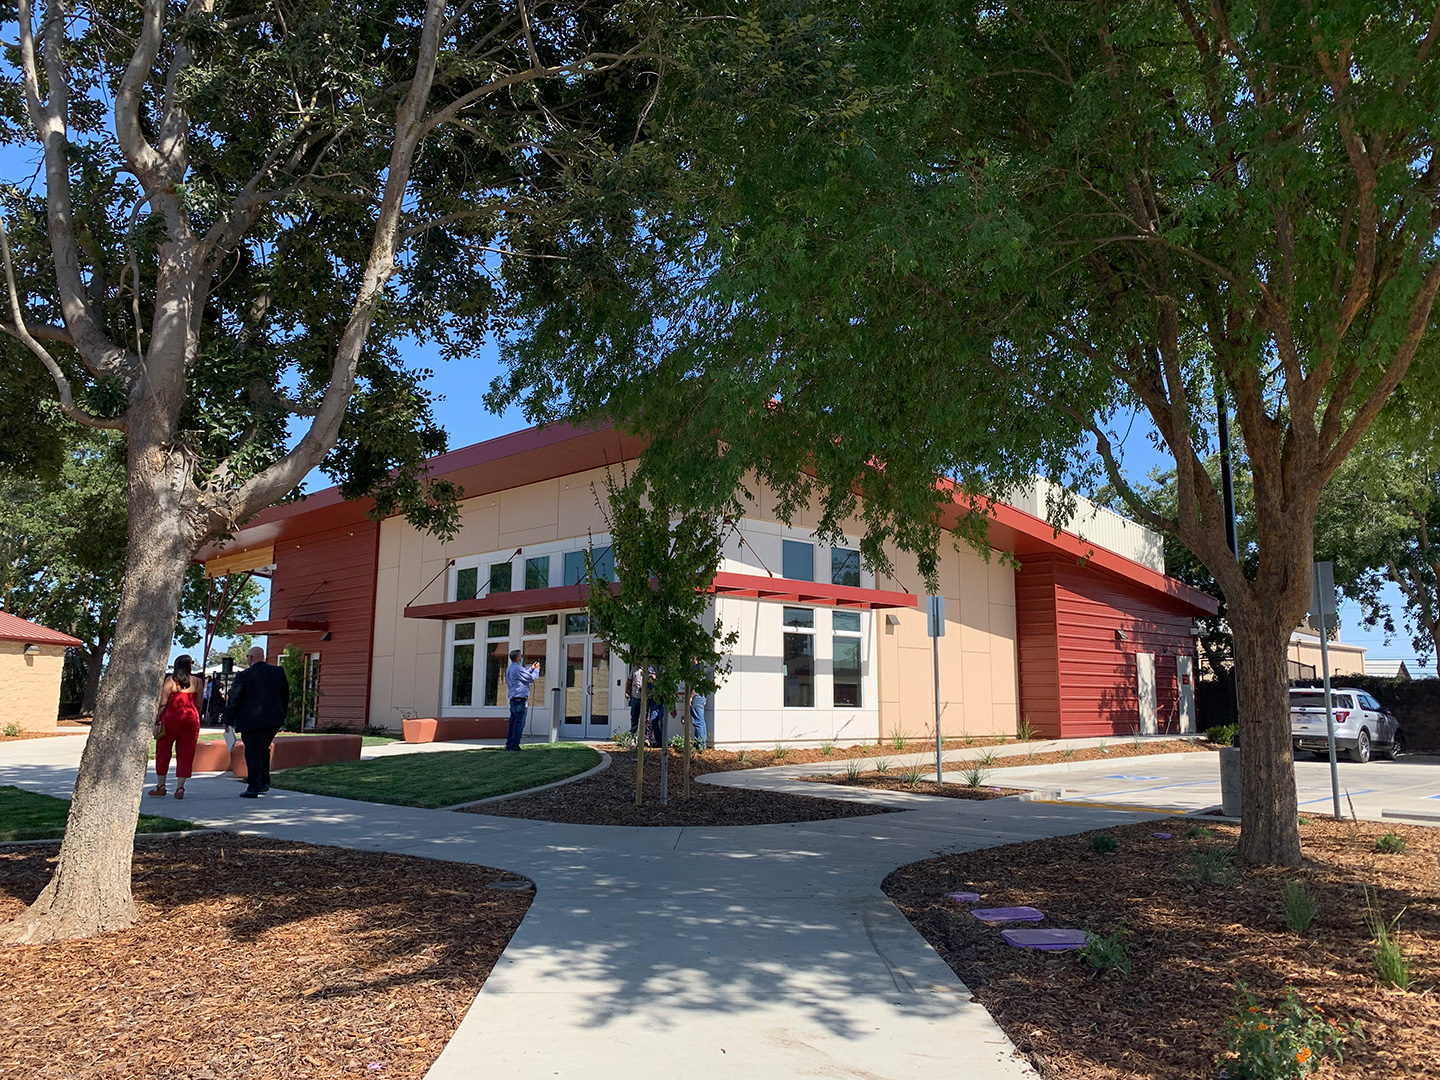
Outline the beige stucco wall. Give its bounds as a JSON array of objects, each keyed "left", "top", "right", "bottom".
[
  {"left": 0, "top": 640, "right": 64, "bottom": 732},
  {"left": 1289, "top": 632, "right": 1366, "bottom": 678}
]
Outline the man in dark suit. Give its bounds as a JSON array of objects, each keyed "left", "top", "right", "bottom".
[{"left": 224, "top": 645, "right": 291, "bottom": 797}]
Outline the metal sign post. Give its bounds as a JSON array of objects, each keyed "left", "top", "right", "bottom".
[
  {"left": 1311, "top": 561, "right": 1342, "bottom": 821},
  {"left": 927, "top": 595, "right": 945, "bottom": 783}
]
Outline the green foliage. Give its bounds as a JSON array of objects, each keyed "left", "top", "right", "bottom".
[
  {"left": 890, "top": 732, "right": 908, "bottom": 752},
  {"left": 1222, "top": 983, "right": 1360, "bottom": 1079},
  {"left": 1374, "top": 831, "right": 1409, "bottom": 855},
  {"left": 977, "top": 749, "right": 998, "bottom": 768},
  {"left": 1186, "top": 825, "right": 1217, "bottom": 841},
  {"left": 959, "top": 764, "right": 988, "bottom": 789},
  {"left": 844, "top": 758, "right": 863, "bottom": 781},
  {"left": 612, "top": 729, "right": 638, "bottom": 751},
  {"left": 873, "top": 756, "right": 892, "bottom": 774},
  {"left": 1366, "top": 897, "right": 1413, "bottom": 991},
  {"left": 2, "top": 724, "right": 20, "bottom": 737},
  {"left": 772, "top": 743, "right": 790, "bottom": 760},
  {"left": 1080, "top": 922, "right": 1131, "bottom": 976},
  {"left": 900, "top": 765, "right": 924, "bottom": 790},
  {"left": 1282, "top": 880, "right": 1319, "bottom": 934},
  {"left": 819, "top": 740, "right": 836, "bottom": 756},
  {"left": 1206, "top": 725, "right": 1240, "bottom": 748},
  {"left": 1187, "top": 847, "right": 1239, "bottom": 886},
  {"left": 0, "top": 785, "right": 189, "bottom": 842},
  {"left": 1015, "top": 717, "right": 1034, "bottom": 742},
  {"left": 1090, "top": 834, "right": 1119, "bottom": 855}
]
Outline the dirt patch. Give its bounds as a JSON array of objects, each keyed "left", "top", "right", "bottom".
[
  {"left": 470, "top": 748, "right": 895, "bottom": 826},
  {"left": 803, "top": 774, "right": 1023, "bottom": 800},
  {"left": 884, "top": 818, "right": 1440, "bottom": 1079},
  {"left": 970, "top": 738, "right": 1213, "bottom": 770},
  {"left": 0, "top": 729, "right": 77, "bottom": 742},
  {"left": 0, "top": 834, "right": 531, "bottom": 1080}
]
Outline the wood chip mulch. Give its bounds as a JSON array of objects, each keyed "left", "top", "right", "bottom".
[
  {"left": 802, "top": 774, "right": 1024, "bottom": 799},
  {"left": 0, "top": 834, "right": 532, "bottom": 1079},
  {"left": 469, "top": 748, "right": 896, "bottom": 827},
  {"left": 971, "top": 738, "right": 1215, "bottom": 770},
  {"left": 884, "top": 818, "right": 1440, "bottom": 1079},
  {"left": 0, "top": 730, "right": 79, "bottom": 742}
]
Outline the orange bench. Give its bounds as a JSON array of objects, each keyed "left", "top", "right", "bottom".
[
  {"left": 231, "top": 734, "right": 363, "bottom": 779},
  {"left": 402, "top": 717, "right": 508, "bottom": 743}
]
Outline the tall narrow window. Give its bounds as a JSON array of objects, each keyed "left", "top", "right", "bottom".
[
  {"left": 832, "top": 611, "right": 862, "bottom": 707},
  {"left": 522, "top": 616, "right": 548, "bottom": 708},
  {"left": 591, "top": 545, "right": 616, "bottom": 581},
  {"left": 782, "top": 606, "right": 815, "bottom": 707},
  {"left": 831, "top": 547, "right": 861, "bottom": 588},
  {"left": 563, "top": 550, "right": 587, "bottom": 586},
  {"left": 782, "top": 540, "right": 814, "bottom": 581},
  {"left": 483, "top": 618, "right": 510, "bottom": 706},
  {"left": 456, "top": 566, "right": 479, "bottom": 601},
  {"left": 489, "top": 561, "right": 513, "bottom": 594},
  {"left": 525, "top": 555, "right": 550, "bottom": 590},
  {"left": 450, "top": 622, "right": 476, "bottom": 707}
]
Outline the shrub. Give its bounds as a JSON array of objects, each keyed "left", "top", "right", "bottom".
[
  {"left": 612, "top": 729, "right": 638, "bottom": 750},
  {"left": 890, "top": 731, "right": 908, "bottom": 751},
  {"left": 1222, "top": 982, "right": 1360, "bottom": 1079},
  {"left": 772, "top": 742, "right": 790, "bottom": 761},
  {"left": 1061, "top": 747, "right": 1076, "bottom": 761},
  {"left": 1367, "top": 902, "right": 1413, "bottom": 991},
  {"left": 1186, "top": 825, "right": 1216, "bottom": 840},
  {"left": 1296, "top": 815, "right": 1311, "bottom": 826},
  {"left": 1374, "top": 831, "right": 1408, "bottom": 855},
  {"left": 2, "top": 723, "right": 20, "bottom": 737},
  {"left": 736, "top": 749, "right": 751, "bottom": 765},
  {"left": 977, "top": 749, "right": 998, "bottom": 768},
  {"left": 844, "top": 759, "right": 863, "bottom": 781},
  {"left": 962, "top": 734, "right": 975, "bottom": 747},
  {"left": 1206, "top": 723, "right": 1239, "bottom": 747},
  {"left": 1016, "top": 717, "right": 1034, "bottom": 742},
  {"left": 873, "top": 756, "right": 893, "bottom": 774},
  {"left": 1186, "top": 847, "right": 1238, "bottom": 885},
  {"left": 1282, "top": 880, "right": 1319, "bottom": 934},
  {"left": 819, "top": 739, "right": 836, "bottom": 756},
  {"left": 900, "top": 765, "right": 924, "bottom": 790},
  {"left": 1090, "top": 833, "right": 1119, "bottom": 854},
  {"left": 1081, "top": 922, "right": 1131, "bottom": 975},
  {"left": 960, "top": 764, "right": 989, "bottom": 789}
]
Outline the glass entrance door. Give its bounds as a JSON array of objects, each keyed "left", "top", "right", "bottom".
[{"left": 561, "top": 633, "right": 612, "bottom": 739}]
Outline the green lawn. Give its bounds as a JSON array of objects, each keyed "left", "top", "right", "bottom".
[
  {"left": 271, "top": 744, "right": 603, "bottom": 809},
  {"left": 0, "top": 785, "right": 193, "bottom": 842}
]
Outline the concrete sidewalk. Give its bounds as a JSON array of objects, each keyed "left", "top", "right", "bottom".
[{"left": 0, "top": 734, "right": 1157, "bottom": 1080}]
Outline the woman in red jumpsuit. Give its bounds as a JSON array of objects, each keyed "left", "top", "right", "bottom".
[{"left": 150, "top": 654, "right": 203, "bottom": 800}]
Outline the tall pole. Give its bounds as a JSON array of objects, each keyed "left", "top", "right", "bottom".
[
  {"left": 1314, "top": 565, "right": 1343, "bottom": 821},
  {"left": 933, "top": 631, "right": 943, "bottom": 784}
]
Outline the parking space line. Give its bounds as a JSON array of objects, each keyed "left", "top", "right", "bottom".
[{"left": 1297, "top": 789, "right": 1375, "bottom": 806}]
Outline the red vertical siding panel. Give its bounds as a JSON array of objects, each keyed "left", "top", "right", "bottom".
[
  {"left": 263, "top": 519, "right": 379, "bottom": 731},
  {"left": 1015, "top": 556, "right": 1063, "bottom": 739}
]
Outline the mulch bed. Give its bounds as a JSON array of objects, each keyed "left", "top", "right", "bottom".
[
  {"left": 470, "top": 749, "right": 896, "bottom": 826},
  {"left": 971, "top": 738, "right": 1214, "bottom": 770},
  {"left": 0, "top": 834, "right": 531, "bottom": 1079},
  {"left": 803, "top": 775, "right": 1024, "bottom": 800},
  {"left": 884, "top": 818, "right": 1440, "bottom": 1079}
]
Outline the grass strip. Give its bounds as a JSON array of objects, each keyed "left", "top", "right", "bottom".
[
  {"left": 0, "top": 785, "right": 192, "bottom": 842},
  {"left": 271, "top": 743, "right": 602, "bottom": 808}
]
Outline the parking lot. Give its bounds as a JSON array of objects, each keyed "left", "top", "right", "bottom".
[{"left": 957, "top": 750, "right": 1440, "bottom": 823}]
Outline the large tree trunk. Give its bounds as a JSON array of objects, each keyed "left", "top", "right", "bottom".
[{"left": 3, "top": 439, "right": 195, "bottom": 943}]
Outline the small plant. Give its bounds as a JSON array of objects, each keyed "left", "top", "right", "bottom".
[
  {"left": 1206, "top": 723, "right": 1239, "bottom": 747},
  {"left": 1016, "top": 716, "right": 1034, "bottom": 742},
  {"left": 1131, "top": 728, "right": 1144, "bottom": 749},
  {"left": 1090, "top": 833, "right": 1119, "bottom": 854},
  {"left": 890, "top": 731, "right": 908, "bottom": 752},
  {"left": 995, "top": 734, "right": 1008, "bottom": 745},
  {"left": 844, "top": 758, "right": 863, "bottom": 781},
  {"left": 1080, "top": 922, "right": 1131, "bottom": 975},
  {"left": 1374, "top": 831, "right": 1408, "bottom": 855},
  {"left": 977, "top": 749, "right": 998, "bottom": 768},
  {"left": 1296, "top": 815, "right": 1311, "bottom": 826},
  {"left": 772, "top": 742, "right": 790, "bottom": 761},
  {"left": 1186, "top": 847, "right": 1238, "bottom": 885},
  {"left": 1281, "top": 879, "right": 1319, "bottom": 934},
  {"left": 960, "top": 764, "right": 989, "bottom": 789},
  {"left": 1366, "top": 896, "right": 1412, "bottom": 990},
  {"left": 820, "top": 739, "right": 836, "bottom": 756},
  {"left": 1222, "top": 982, "right": 1360, "bottom": 1079},
  {"left": 901, "top": 765, "right": 924, "bottom": 790},
  {"left": 873, "top": 756, "right": 893, "bottom": 774},
  {"left": 1186, "top": 824, "right": 1216, "bottom": 840},
  {"left": 963, "top": 733, "right": 976, "bottom": 747},
  {"left": 1096, "top": 739, "right": 1108, "bottom": 752},
  {"left": 2, "top": 723, "right": 20, "bottom": 737},
  {"left": 736, "top": 749, "right": 751, "bottom": 765},
  {"left": 1061, "top": 748, "right": 1076, "bottom": 761},
  {"left": 612, "top": 729, "right": 638, "bottom": 750}
]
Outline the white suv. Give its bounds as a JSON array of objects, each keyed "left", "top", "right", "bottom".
[{"left": 1289, "top": 687, "right": 1405, "bottom": 763}]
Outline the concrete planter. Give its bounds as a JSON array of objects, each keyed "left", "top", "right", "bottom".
[{"left": 1219, "top": 746, "right": 1242, "bottom": 817}]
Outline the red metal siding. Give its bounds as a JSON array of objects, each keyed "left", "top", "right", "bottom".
[
  {"left": 1017, "top": 554, "right": 1199, "bottom": 738},
  {"left": 263, "top": 520, "right": 379, "bottom": 731}
]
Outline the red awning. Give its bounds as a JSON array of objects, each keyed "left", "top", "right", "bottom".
[
  {"left": 234, "top": 617, "right": 329, "bottom": 635},
  {"left": 709, "top": 572, "right": 916, "bottom": 609},
  {"left": 404, "top": 582, "right": 611, "bottom": 621}
]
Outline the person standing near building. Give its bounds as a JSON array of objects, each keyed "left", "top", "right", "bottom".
[
  {"left": 625, "top": 662, "right": 646, "bottom": 737},
  {"left": 687, "top": 659, "right": 708, "bottom": 751},
  {"left": 224, "top": 646, "right": 290, "bottom": 797},
  {"left": 505, "top": 649, "right": 541, "bottom": 751},
  {"left": 149, "top": 654, "right": 203, "bottom": 800}
]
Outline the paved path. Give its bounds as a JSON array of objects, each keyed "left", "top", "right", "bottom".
[{"left": 0, "top": 733, "right": 1163, "bottom": 1079}]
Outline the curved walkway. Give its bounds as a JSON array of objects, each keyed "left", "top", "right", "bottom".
[{"left": 0, "top": 735, "right": 1158, "bottom": 1079}]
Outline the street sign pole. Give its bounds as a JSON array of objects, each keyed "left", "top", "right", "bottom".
[
  {"left": 1312, "top": 561, "right": 1342, "bottom": 821},
  {"left": 927, "top": 595, "right": 945, "bottom": 784}
]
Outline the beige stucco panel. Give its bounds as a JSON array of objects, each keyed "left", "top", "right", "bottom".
[{"left": 0, "top": 641, "right": 64, "bottom": 732}]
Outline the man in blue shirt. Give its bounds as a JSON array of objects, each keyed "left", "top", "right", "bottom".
[{"left": 505, "top": 650, "right": 541, "bottom": 751}]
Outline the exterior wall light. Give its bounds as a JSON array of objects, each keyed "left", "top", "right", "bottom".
[
  {"left": 23, "top": 643, "right": 40, "bottom": 655},
  {"left": 1114, "top": 628, "right": 1128, "bottom": 642}
]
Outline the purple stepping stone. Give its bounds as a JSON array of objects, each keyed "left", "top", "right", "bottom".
[
  {"left": 945, "top": 891, "right": 981, "bottom": 904},
  {"left": 1002, "top": 928, "right": 1089, "bottom": 951},
  {"left": 971, "top": 906, "right": 1044, "bottom": 924},
  {"left": 1152, "top": 831, "right": 1172, "bottom": 839}
]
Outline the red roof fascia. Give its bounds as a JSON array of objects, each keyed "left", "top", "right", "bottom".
[
  {"left": 0, "top": 611, "right": 84, "bottom": 647},
  {"left": 405, "top": 582, "right": 618, "bottom": 621},
  {"left": 233, "top": 618, "right": 330, "bottom": 635},
  {"left": 711, "top": 572, "right": 917, "bottom": 610}
]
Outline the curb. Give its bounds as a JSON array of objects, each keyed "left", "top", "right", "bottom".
[{"left": 440, "top": 750, "right": 612, "bottom": 811}]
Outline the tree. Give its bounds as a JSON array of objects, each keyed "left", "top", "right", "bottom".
[
  {"left": 585, "top": 471, "right": 736, "bottom": 803},
  {"left": 0, "top": 426, "right": 259, "bottom": 713},
  {"left": 0, "top": 0, "right": 671, "bottom": 942},
  {"left": 495, "top": 2, "right": 1440, "bottom": 866}
]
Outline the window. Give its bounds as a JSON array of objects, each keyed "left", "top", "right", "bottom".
[
  {"left": 450, "top": 621, "right": 476, "bottom": 707},
  {"left": 591, "top": 545, "right": 615, "bottom": 582},
  {"left": 832, "top": 611, "right": 862, "bottom": 707},
  {"left": 563, "top": 550, "right": 587, "bottom": 586},
  {"left": 831, "top": 547, "right": 861, "bottom": 587},
  {"left": 522, "top": 617, "right": 548, "bottom": 707},
  {"left": 483, "top": 619, "right": 510, "bottom": 707},
  {"left": 563, "top": 547, "right": 616, "bottom": 586},
  {"left": 565, "top": 613, "right": 590, "bottom": 635},
  {"left": 489, "top": 561, "right": 513, "bottom": 594},
  {"left": 782, "top": 540, "right": 814, "bottom": 582},
  {"left": 782, "top": 606, "right": 815, "bottom": 707},
  {"left": 525, "top": 555, "right": 550, "bottom": 590},
  {"left": 456, "top": 566, "right": 479, "bottom": 602}
]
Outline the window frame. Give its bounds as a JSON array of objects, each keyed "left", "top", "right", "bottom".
[
  {"left": 831, "top": 610, "right": 863, "bottom": 708},
  {"left": 782, "top": 540, "right": 815, "bottom": 582},
  {"left": 782, "top": 605, "right": 816, "bottom": 708}
]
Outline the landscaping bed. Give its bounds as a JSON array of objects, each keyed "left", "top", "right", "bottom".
[
  {"left": 472, "top": 748, "right": 895, "bottom": 826},
  {"left": 0, "top": 786, "right": 191, "bottom": 842},
  {"left": 883, "top": 818, "right": 1439, "bottom": 1079},
  {"left": 803, "top": 775, "right": 1024, "bottom": 800},
  {"left": 0, "top": 834, "right": 531, "bottom": 1079},
  {"left": 273, "top": 743, "right": 601, "bottom": 808}
]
